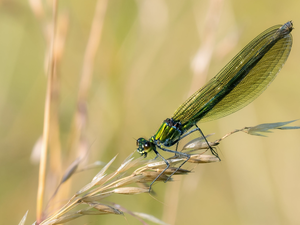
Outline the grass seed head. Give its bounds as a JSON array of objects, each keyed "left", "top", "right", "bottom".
[{"left": 188, "top": 154, "right": 220, "bottom": 163}]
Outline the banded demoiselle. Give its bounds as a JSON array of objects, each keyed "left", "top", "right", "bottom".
[{"left": 136, "top": 21, "right": 293, "bottom": 189}]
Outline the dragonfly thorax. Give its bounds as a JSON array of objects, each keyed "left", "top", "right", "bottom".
[{"left": 152, "top": 118, "right": 183, "bottom": 147}]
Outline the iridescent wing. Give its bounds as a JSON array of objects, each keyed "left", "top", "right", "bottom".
[{"left": 172, "top": 22, "right": 293, "bottom": 125}]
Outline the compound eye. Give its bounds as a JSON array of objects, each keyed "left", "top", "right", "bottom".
[
  {"left": 144, "top": 142, "right": 150, "bottom": 150},
  {"left": 136, "top": 138, "right": 143, "bottom": 146}
]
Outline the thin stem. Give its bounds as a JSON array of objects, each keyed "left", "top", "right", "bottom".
[
  {"left": 214, "top": 128, "right": 245, "bottom": 144},
  {"left": 36, "top": 0, "right": 58, "bottom": 223},
  {"left": 39, "top": 197, "right": 80, "bottom": 225},
  {"left": 69, "top": 0, "right": 108, "bottom": 154}
]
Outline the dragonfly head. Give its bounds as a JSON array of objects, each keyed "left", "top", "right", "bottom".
[{"left": 136, "top": 138, "right": 155, "bottom": 158}]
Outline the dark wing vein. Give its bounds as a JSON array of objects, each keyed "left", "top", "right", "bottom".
[{"left": 172, "top": 23, "right": 293, "bottom": 125}]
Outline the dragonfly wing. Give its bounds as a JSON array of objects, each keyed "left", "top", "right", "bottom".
[{"left": 172, "top": 22, "right": 293, "bottom": 125}]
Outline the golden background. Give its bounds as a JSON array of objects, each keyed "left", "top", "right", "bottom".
[{"left": 1, "top": 0, "right": 300, "bottom": 224}]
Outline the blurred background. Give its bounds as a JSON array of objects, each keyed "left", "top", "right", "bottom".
[{"left": 1, "top": 0, "right": 300, "bottom": 224}]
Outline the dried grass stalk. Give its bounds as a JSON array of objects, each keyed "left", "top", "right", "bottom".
[
  {"left": 38, "top": 144, "right": 218, "bottom": 224},
  {"left": 36, "top": 120, "right": 298, "bottom": 224}
]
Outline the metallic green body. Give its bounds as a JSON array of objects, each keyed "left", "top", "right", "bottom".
[
  {"left": 136, "top": 21, "right": 293, "bottom": 158},
  {"left": 152, "top": 119, "right": 194, "bottom": 146},
  {"left": 152, "top": 120, "right": 181, "bottom": 145}
]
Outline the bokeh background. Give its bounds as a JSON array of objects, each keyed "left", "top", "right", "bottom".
[{"left": 1, "top": 0, "right": 300, "bottom": 224}]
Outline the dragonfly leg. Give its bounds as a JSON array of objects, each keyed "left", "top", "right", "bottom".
[
  {"left": 174, "top": 142, "right": 179, "bottom": 156},
  {"left": 158, "top": 145, "right": 190, "bottom": 157},
  {"left": 157, "top": 145, "right": 190, "bottom": 182},
  {"left": 150, "top": 149, "right": 170, "bottom": 192},
  {"left": 177, "top": 128, "right": 199, "bottom": 140},
  {"left": 170, "top": 125, "right": 220, "bottom": 160},
  {"left": 166, "top": 154, "right": 190, "bottom": 182},
  {"left": 194, "top": 124, "right": 220, "bottom": 160}
]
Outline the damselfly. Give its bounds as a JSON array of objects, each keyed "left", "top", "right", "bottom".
[{"left": 136, "top": 21, "right": 293, "bottom": 190}]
